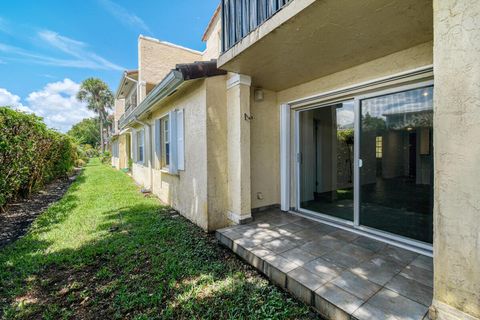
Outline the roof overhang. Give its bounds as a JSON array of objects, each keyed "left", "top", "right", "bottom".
[
  {"left": 218, "top": 0, "right": 433, "bottom": 91},
  {"left": 115, "top": 70, "right": 139, "bottom": 99},
  {"left": 119, "top": 60, "right": 226, "bottom": 129}
]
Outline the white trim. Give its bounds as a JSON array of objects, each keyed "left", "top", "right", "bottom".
[
  {"left": 287, "top": 68, "right": 435, "bottom": 254},
  {"left": 176, "top": 109, "right": 185, "bottom": 171},
  {"left": 226, "top": 74, "right": 252, "bottom": 89},
  {"left": 287, "top": 65, "right": 433, "bottom": 107},
  {"left": 353, "top": 97, "right": 360, "bottom": 226},
  {"left": 280, "top": 104, "right": 291, "bottom": 211},
  {"left": 168, "top": 110, "right": 178, "bottom": 174}
]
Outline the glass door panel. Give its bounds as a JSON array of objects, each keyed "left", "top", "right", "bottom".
[
  {"left": 299, "top": 101, "right": 355, "bottom": 221},
  {"left": 359, "top": 86, "right": 434, "bottom": 243}
]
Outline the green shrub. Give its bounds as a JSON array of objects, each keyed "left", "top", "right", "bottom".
[
  {"left": 100, "top": 151, "right": 111, "bottom": 164},
  {"left": 0, "top": 107, "right": 77, "bottom": 209}
]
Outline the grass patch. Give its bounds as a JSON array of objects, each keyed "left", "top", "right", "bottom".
[{"left": 0, "top": 159, "right": 317, "bottom": 319}]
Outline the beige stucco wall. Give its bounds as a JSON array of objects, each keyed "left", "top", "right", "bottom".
[
  {"left": 203, "top": 15, "right": 221, "bottom": 61},
  {"left": 250, "top": 88, "right": 280, "bottom": 209},
  {"left": 205, "top": 76, "right": 229, "bottom": 230},
  {"left": 129, "top": 76, "right": 230, "bottom": 231},
  {"left": 138, "top": 36, "right": 202, "bottom": 90},
  {"left": 112, "top": 156, "right": 119, "bottom": 169},
  {"left": 432, "top": 0, "right": 480, "bottom": 319},
  {"left": 149, "top": 81, "right": 209, "bottom": 230},
  {"left": 132, "top": 162, "right": 150, "bottom": 188},
  {"left": 277, "top": 41, "right": 433, "bottom": 104},
  {"left": 113, "top": 98, "right": 125, "bottom": 133},
  {"left": 118, "top": 133, "right": 128, "bottom": 169}
]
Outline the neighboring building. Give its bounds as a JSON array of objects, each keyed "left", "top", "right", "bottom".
[
  {"left": 112, "top": 1, "right": 480, "bottom": 319},
  {"left": 111, "top": 36, "right": 203, "bottom": 171}
]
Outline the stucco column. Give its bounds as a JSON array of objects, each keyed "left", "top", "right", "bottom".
[
  {"left": 431, "top": 1, "right": 480, "bottom": 319},
  {"left": 226, "top": 73, "right": 252, "bottom": 224},
  {"left": 137, "top": 81, "right": 147, "bottom": 103}
]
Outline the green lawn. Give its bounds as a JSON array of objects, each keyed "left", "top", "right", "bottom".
[{"left": 0, "top": 159, "right": 316, "bottom": 319}]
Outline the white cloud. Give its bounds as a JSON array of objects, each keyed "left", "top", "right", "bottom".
[
  {"left": 98, "top": 0, "right": 152, "bottom": 34},
  {"left": 38, "top": 30, "right": 123, "bottom": 71},
  {"left": 0, "top": 79, "right": 95, "bottom": 133},
  {"left": 26, "top": 79, "right": 94, "bottom": 132},
  {"left": 0, "top": 88, "right": 33, "bottom": 113},
  {"left": 0, "top": 31, "right": 123, "bottom": 71},
  {"left": 0, "top": 88, "right": 22, "bottom": 106}
]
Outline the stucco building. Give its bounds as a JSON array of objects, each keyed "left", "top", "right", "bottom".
[{"left": 111, "top": 1, "right": 480, "bottom": 319}]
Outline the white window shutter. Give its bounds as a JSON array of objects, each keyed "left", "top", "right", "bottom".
[
  {"left": 132, "top": 130, "right": 137, "bottom": 163},
  {"left": 168, "top": 110, "right": 178, "bottom": 174},
  {"left": 176, "top": 109, "right": 185, "bottom": 170}
]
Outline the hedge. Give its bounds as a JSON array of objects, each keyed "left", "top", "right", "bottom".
[{"left": 0, "top": 107, "right": 77, "bottom": 210}]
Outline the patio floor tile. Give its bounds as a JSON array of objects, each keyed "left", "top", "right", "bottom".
[
  {"left": 262, "top": 238, "right": 299, "bottom": 254},
  {"left": 350, "top": 256, "right": 404, "bottom": 286},
  {"left": 378, "top": 245, "right": 419, "bottom": 266},
  {"left": 280, "top": 247, "right": 318, "bottom": 266},
  {"left": 411, "top": 254, "right": 433, "bottom": 272},
  {"left": 385, "top": 274, "right": 433, "bottom": 306},
  {"left": 331, "top": 270, "right": 381, "bottom": 300},
  {"left": 400, "top": 264, "right": 434, "bottom": 288},
  {"left": 317, "top": 234, "right": 349, "bottom": 251},
  {"left": 288, "top": 266, "right": 328, "bottom": 291},
  {"left": 303, "top": 257, "right": 344, "bottom": 282},
  {"left": 329, "top": 229, "right": 360, "bottom": 242},
  {"left": 353, "top": 236, "right": 389, "bottom": 252},
  {"left": 216, "top": 209, "right": 433, "bottom": 320},
  {"left": 298, "top": 240, "right": 334, "bottom": 257},
  {"left": 353, "top": 288, "right": 429, "bottom": 320},
  {"left": 263, "top": 254, "right": 299, "bottom": 273},
  {"left": 315, "top": 283, "right": 364, "bottom": 315}
]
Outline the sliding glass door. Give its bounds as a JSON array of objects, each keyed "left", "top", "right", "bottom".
[
  {"left": 296, "top": 82, "right": 434, "bottom": 245},
  {"left": 359, "top": 86, "right": 434, "bottom": 243},
  {"left": 298, "top": 101, "right": 355, "bottom": 222}
]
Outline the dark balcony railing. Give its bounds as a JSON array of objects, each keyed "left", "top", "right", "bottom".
[{"left": 221, "top": 0, "right": 292, "bottom": 52}]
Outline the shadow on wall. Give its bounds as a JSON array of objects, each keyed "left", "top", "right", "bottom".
[{"left": 0, "top": 164, "right": 311, "bottom": 319}]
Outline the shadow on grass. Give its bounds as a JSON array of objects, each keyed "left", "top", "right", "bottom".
[{"left": 0, "top": 165, "right": 318, "bottom": 320}]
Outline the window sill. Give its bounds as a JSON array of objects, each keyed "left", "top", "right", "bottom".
[{"left": 159, "top": 168, "right": 179, "bottom": 177}]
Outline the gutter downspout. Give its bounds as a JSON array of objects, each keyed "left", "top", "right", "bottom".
[{"left": 133, "top": 117, "right": 153, "bottom": 192}]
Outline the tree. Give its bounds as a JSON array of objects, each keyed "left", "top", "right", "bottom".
[
  {"left": 76, "top": 78, "right": 114, "bottom": 152},
  {"left": 67, "top": 117, "right": 100, "bottom": 147}
]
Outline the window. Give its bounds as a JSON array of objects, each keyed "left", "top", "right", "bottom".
[
  {"left": 137, "top": 129, "right": 144, "bottom": 163},
  {"left": 126, "top": 88, "right": 137, "bottom": 112},
  {"left": 375, "top": 136, "right": 382, "bottom": 158},
  {"left": 161, "top": 116, "right": 170, "bottom": 168},
  {"left": 154, "top": 109, "right": 185, "bottom": 174}
]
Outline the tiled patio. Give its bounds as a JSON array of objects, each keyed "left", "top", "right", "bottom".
[{"left": 216, "top": 209, "right": 433, "bottom": 320}]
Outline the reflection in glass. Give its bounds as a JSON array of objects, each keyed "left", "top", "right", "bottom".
[
  {"left": 299, "top": 101, "right": 355, "bottom": 221},
  {"left": 360, "top": 86, "right": 433, "bottom": 243}
]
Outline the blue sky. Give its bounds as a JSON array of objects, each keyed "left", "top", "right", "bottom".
[{"left": 0, "top": 0, "right": 219, "bottom": 132}]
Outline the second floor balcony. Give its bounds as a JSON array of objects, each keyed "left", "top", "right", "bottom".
[
  {"left": 218, "top": 0, "right": 433, "bottom": 91},
  {"left": 221, "top": 0, "right": 292, "bottom": 52}
]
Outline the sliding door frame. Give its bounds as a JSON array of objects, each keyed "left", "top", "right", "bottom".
[
  {"left": 295, "top": 99, "right": 356, "bottom": 227},
  {"left": 284, "top": 66, "right": 434, "bottom": 255}
]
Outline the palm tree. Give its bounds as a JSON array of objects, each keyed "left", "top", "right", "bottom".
[{"left": 76, "top": 78, "right": 114, "bottom": 152}]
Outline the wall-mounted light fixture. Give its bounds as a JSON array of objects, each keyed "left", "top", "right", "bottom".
[{"left": 254, "top": 88, "right": 264, "bottom": 102}]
